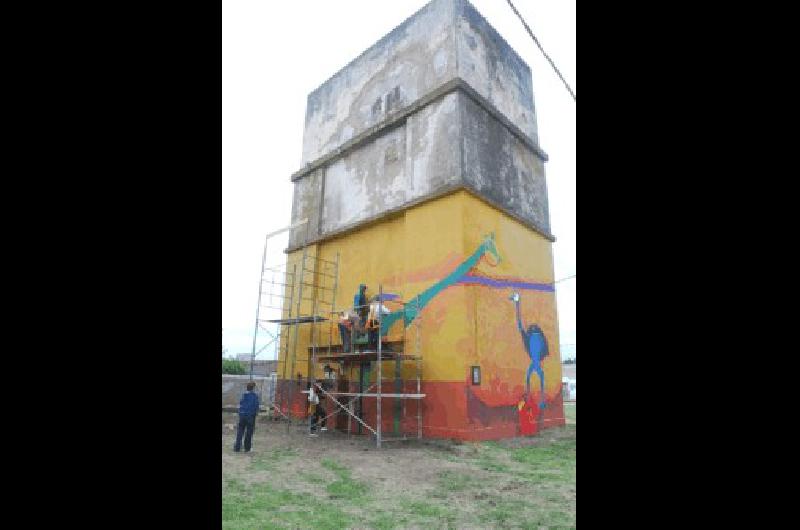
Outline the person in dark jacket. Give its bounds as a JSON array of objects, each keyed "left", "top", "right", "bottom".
[
  {"left": 234, "top": 381, "right": 260, "bottom": 452},
  {"left": 354, "top": 284, "right": 368, "bottom": 325},
  {"left": 338, "top": 311, "right": 354, "bottom": 353}
]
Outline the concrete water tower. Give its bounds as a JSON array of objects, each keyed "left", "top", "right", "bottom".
[{"left": 280, "top": 0, "right": 564, "bottom": 440}]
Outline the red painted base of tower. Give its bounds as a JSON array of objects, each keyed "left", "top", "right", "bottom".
[{"left": 275, "top": 379, "right": 565, "bottom": 441}]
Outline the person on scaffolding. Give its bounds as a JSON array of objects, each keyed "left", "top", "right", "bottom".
[
  {"left": 338, "top": 310, "right": 357, "bottom": 353},
  {"left": 366, "top": 295, "right": 391, "bottom": 349},
  {"left": 354, "top": 284, "right": 368, "bottom": 325},
  {"left": 339, "top": 284, "right": 368, "bottom": 352},
  {"left": 308, "top": 384, "right": 327, "bottom": 436}
]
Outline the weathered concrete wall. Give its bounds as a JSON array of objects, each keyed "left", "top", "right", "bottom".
[
  {"left": 222, "top": 375, "right": 275, "bottom": 409},
  {"left": 301, "top": 0, "right": 538, "bottom": 165},
  {"left": 461, "top": 92, "right": 550, "bottom": 234},
  {"left": 322, "top": 124, "right": 408, "bottom": 232},
  {"left": 455, "top": 0, "right": 538, "bottom": 144},
  {"left": 291, "top": 92, "right": 549, "bottom": 245},
  {"left": 302, "top": 0, "right": 458, "bottom": 164},
  {"left": 406, "top": 91, "right": 462, "bottom": 196},
  {"left": 289, "top": 167, "right": 324, "bottom": 248},
  {"left": 319, "top": 91, "right": 461, "bottom": 236},
  {"left": 289, "top": 0, "right": 551, "bottom": 249}
]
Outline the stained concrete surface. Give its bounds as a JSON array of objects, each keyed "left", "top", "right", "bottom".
[{"left": 288, "top": 0, "right": 552, "bottom": 250}]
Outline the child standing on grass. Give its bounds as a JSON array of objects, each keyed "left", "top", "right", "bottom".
[{"left": 234, "top": 381, "right": 259, "bottom": 452}]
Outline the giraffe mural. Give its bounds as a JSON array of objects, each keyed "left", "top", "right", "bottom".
[{"left": 380, "top": 233, "right": 501, "bottom": 334}]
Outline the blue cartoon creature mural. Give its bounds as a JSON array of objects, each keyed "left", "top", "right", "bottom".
[{"left": 509, "top": 292, "right": 549, "bottom": 410}]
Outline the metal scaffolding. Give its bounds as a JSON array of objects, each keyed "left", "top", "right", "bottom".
[
  {"left": 255, "top": 230, "right": 425, "bottom": 448},
  {"left": 259, "top": 249, "right": 339, "bottom": 430},
  {"left": 309, "top": 285, "right": 425, "bottom": 448}
]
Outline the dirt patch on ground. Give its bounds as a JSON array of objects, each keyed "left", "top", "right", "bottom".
[{"left": 223, "top": 413, "right": 472, "bottom": 500}]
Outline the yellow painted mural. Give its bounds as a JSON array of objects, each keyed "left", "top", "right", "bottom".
[{"left": 276, "top": 190, "right": 564, "bottom": 439}]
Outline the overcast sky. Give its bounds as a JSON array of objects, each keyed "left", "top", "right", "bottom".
[{"left": 222, "top": 0, "right": 575, "bottom": 359}]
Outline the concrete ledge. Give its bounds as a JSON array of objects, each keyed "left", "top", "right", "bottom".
[
  {"left": 290, "top": 77, "right": 548, "bottom": 183},
  {"left": 285, "top": 184, "right": 555, "bottom": 254}
]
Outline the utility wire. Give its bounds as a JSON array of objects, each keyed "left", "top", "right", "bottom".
[
  {"left": 504, "top": 0, "right": 576, "bottom": 102},
  {"left": 555, "top": 274, "right": 575, "bottom": 284}
]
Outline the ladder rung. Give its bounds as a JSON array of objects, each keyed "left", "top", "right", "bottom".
[
  {"left": 260, "top": 293, "right": 293, "bottom": 300},
  {"left": 261, "top": 280, "right": 293, "bottom": 288},
  {"left": 263, "top": 265, "right": 292, "bottom": 272},
  {"left": 259, "top": 305, "right": 288, "bottom": 312}
]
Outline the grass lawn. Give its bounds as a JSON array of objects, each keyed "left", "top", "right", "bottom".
[
  {"left": 222, "top": 418, "right": 575, "bottom": 529},
  {"left": 564, "top": 402, "right": 576, "bottom": 424}
]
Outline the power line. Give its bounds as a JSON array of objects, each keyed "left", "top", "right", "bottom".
[
  {"left": 504, "top": 0, "right": 576, "bottom": 102},
  {"left": 555, "top": 274, "right": 575, "bottom": 284}
]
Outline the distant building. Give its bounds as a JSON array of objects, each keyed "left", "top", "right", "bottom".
[
  {"left": 561, "top": 362, "right": 576, "bottom": 400},
  {"left": 561, "top": 363, "right": 575, "bottom": 380}
]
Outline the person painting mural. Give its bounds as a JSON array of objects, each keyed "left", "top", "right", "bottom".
[
  {"left": 509, "top": 292, "right": 549, "bottom": 434},
  {"left": 354, "top": 284, "right": 368, "bottom": 325},
  {"left": 338, "top": 310, "right": 357, "bottom": 352},
  {"left": 366, "top": 296, "right": 391, "bottom": 348},
  {"left": 338, "top": 285, "right": 368, "bottom": 352}
]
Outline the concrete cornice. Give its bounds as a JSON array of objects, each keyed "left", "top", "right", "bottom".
[
  {"left": 285, "top": 184, "right": 555, "bottom": 254},
  {"left": 290, "top": 77, "right": 548, "bottom": 183}
]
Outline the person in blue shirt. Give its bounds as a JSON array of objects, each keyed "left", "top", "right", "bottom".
[{"left": 234, "top": 381, "right": 260, "bottom": 452}]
